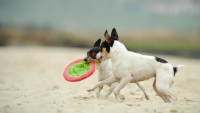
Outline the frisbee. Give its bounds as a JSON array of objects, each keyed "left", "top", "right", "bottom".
[{"left": 63, "top": 59, "right": 95, "bottom": 82}]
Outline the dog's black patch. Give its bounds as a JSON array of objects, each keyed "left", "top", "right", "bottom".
[
  {"left": 87, "top": 48, "right": 100, "bottom": 58},
  {"left": 110, "top": 40, "right": 114, "bottom": 47},
  {"left": 155, "top": 57, "right": 168, "bottom": 63},
  {"left": 90, "top": 48, "right": 100, "bottom": 53},
  {"left": 173, "top": 67, "right": 177, "bottom": 76},
  {"left": 100, "top": 41, "right": 110, "bottom": 53}
]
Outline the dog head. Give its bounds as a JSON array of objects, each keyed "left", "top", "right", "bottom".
[
  {"left": 84, "top": 39, "right": 101, "bottom": 64},
  {"left": 96, "top": 28, "right": 119, "bottom": 61}
]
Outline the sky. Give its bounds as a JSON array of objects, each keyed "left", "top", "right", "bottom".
[{"left": 0, "top": 0, "right": 200, "bottom": 33}]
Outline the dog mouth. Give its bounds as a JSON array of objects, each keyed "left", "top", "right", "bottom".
[{"left": 84, "top": 57, "right": 96, "bottom": 63}]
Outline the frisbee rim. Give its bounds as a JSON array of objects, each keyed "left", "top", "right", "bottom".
[{"left": 63, "top": 59, "right": 95, "bottom": 82}]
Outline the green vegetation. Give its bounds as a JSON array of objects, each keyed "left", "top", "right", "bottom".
[
  {"left": 1, "top": 28, "right": 200, "bottom": 53},
  {"left": 122, "top": 39, "right": 200, "bottom": 52}
]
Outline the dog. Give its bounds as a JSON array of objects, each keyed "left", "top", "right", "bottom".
[
  {"left": 87, "top": 28, "right": 184, "bottom": 103},
  {"left": 84, "top": 39, "right": 149, "bottom": 100}
]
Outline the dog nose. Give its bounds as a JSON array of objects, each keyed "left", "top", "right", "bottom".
[{"left": 84, "top": 57, "right": 87, "bottom": 62}]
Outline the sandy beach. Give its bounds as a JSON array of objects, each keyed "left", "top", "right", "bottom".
[{"left": 0, "top": 46, "right": 200, "bottom": 113}]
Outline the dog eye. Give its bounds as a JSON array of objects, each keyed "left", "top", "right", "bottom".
[{"left": 91, "top": 53, "right": 96, "bottom": 58}]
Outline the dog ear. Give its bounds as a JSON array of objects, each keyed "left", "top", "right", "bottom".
[
  {"left": 104, "top": 30, "right": 111, "bottom": 44},
  {"left": 111, "top": 28, "right": 119, "bottom": 40},
  {"left": 93, "top": 39, "right": 101, "bottom": 47}
]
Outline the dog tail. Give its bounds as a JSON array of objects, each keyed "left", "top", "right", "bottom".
[{"left": 173, "top": 65, "right": 185, "bottom": 76}]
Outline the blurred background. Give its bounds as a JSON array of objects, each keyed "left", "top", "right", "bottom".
[{"left": 0, "top": 0, "right": 200, "bottom": 58}]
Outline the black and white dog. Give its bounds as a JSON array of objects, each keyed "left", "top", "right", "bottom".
[
  {"left": 88, "top": 28, "right": 184, "bottom": 103},
  {"left": 84, "top": 39, "right": 149, "bottom": 100}
]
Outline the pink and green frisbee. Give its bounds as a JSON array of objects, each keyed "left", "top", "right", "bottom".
[{"left": 63, "top": 59, "right": 95, "bottom": 82}]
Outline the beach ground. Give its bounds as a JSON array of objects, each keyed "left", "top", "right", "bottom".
[{"left": 0, "top": 46, "right": 200, "bottom": 113}]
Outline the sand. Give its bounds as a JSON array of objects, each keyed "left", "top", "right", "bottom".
[{"left": 0, "top": 46, "right": 200, "bottom": 113}]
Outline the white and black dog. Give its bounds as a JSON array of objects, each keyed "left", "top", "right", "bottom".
[
  {"left": 88, "top": 28, "right": 184, "bottom": 103},
  {"left": 84, "top": 39, "right": 149, "bottom": 100}
]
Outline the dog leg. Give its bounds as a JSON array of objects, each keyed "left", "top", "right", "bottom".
[
  {"left": 153, "top": 79, "right": 168, "bottom": 101},
  {"left": 155, "top": 78, "right": 177, "bottom": 103},
  {"left": 87, "top": 76, "right": 118, "bottom": 92},
  {"left": 96, "top": 86, "right": 103, "bottom": 98},
  {"left": 153, "top": 78, "right": 160, "bottom": 96},
  {"left": 136, "top": 82, "right": 150, "bottom": 100},
  {"left": 113, "top": 77, "right": 132, "bottom": 100},
  {"left": 103, "top": 82, "right": 124, "bottom": 99},
  {"left": 104, "top": 83, "right": 117, "bottom": 99}
]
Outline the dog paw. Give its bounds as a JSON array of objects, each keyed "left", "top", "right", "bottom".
[
  {"left": 162, "top": 95, "right": 177, "bottom": 103},
  {"left": 87, "top": 89, "right": 94, "bottom": 92},
  {"left": 103, "top": 95, "right": 109, "bottom": 99},
  {"left": 96, "top": 94, "right": 100, "bottom": 98},
  {"left": 119, "top": 95, "right": 125, "bottom": 100},
  {"left": 170, "top": 95, "right": 177, "bottom": 102},
  {"left": 145, "top": 95, "right": 150, "bottom": 100}
]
